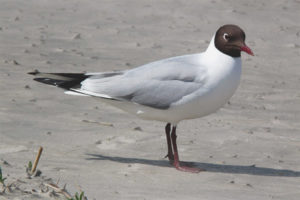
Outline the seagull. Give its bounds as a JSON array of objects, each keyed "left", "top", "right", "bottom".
[{"left": 29, "top": 24, "right": 253, "bottom": 173}]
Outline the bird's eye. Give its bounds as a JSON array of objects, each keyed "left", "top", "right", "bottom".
[{"left": 223, "top": 33, "right": 230, "bottom": 41}]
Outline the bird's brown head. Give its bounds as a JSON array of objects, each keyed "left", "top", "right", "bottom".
[{"left": 214, "top": 24, "right": 254, "bottom": 57}]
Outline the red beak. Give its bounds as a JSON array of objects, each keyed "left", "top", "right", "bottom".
[{"left": 241, "top": 45, "right": 254, "bottom": 56}]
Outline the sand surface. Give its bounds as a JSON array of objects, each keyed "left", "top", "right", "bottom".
[{"left": 1, "top": 0, "right": 300, "bottom": 199}]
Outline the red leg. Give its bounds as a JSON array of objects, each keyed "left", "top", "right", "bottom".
[
  {"left": 170, "top": 126, "right": 204, "bottom": 173},
  {"left": 165, "top": 123, "right": 174, "bottom": 162}
]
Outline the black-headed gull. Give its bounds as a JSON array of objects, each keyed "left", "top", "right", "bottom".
[{"left": 29, "top": 24, "right": 253, "bottom": 173}]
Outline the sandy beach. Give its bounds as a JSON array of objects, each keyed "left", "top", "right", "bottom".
[{"left": 1, "top": 0, "right": 300, "bottom": 199}]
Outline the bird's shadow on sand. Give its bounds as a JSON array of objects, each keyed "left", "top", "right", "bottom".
[{"left": 86, "top": 153, "right": 300, "bottom": 177}]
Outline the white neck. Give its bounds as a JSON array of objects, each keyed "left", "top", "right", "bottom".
[{"left": 204, "top": 35, "right": 240, "bottom": 64}]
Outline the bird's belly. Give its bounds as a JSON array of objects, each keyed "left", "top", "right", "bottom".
[{"left": 172, "top": 84, "right": 237, "bottom": 121}]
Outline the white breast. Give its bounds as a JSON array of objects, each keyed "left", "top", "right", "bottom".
[{"left": 165, "top": 58, "right": 241, "bottom": 123}]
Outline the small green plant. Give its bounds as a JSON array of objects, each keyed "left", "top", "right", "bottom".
[
  {"left": 68, "top": 191, "right": 86, "bottom": 200},
  {"left": 0, "top": 166, "right": 7, "bottom": 185},
  {"left": 25, "top": 160, "right": 33, "bottom": 176},
  {"left": 28, "top": 161, "right": 32, "bottom": 171}
]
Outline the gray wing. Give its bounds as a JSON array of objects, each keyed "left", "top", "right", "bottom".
[
  {"left": 79, "top": 54, "right": 207, "bottom": 109},
  {"left": 117, "top": 79, "right": 202, "bottom": 109}
]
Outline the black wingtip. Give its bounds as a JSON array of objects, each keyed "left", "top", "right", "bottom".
[
  {"left": 32, "top": 77, "right": 62, "bottom": 86},
  {"left": 28, "top": 72, "right": 90, "bottom": 90}
]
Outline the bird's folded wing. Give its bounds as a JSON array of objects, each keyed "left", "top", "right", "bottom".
[{"left": 76, "top": 55, "right": 207, "bottom": 109}]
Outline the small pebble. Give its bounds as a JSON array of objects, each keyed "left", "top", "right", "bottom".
[
  {"left": 1, "top": 159, "right": 11, "bottom": 166},
  {"left": 246, "top": 183, "right": 253, "bottom": 188},
  {"left": 32, "top": 69, "right": 39, "bottom": 74},
  {"left": 72, "top": 33, "right": 81, "bottom": 39},
  {"left": 133, "top": 126, "right": 143, "bottom": 131},
  {"left": 76, "top": 52, "right": 84, "bottom": 56},
  {"left": 90, "top": 56, "right": 99, "bottom": 60},
  {"left": 34, "top": 169, "right": 42, "bottom": 177},
  {"left": 264, "top": 127, "right": 271, "bottom": 132},
  {"left": 95, "top": 140, "right": 102, "bottom": 144},
  {"left": 13, "top": 60, "right": 20, "bottom": 65}
]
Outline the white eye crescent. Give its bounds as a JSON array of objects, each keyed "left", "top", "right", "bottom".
[{"left": 223, "top": 33, "right": 229, "bottom": 41}]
